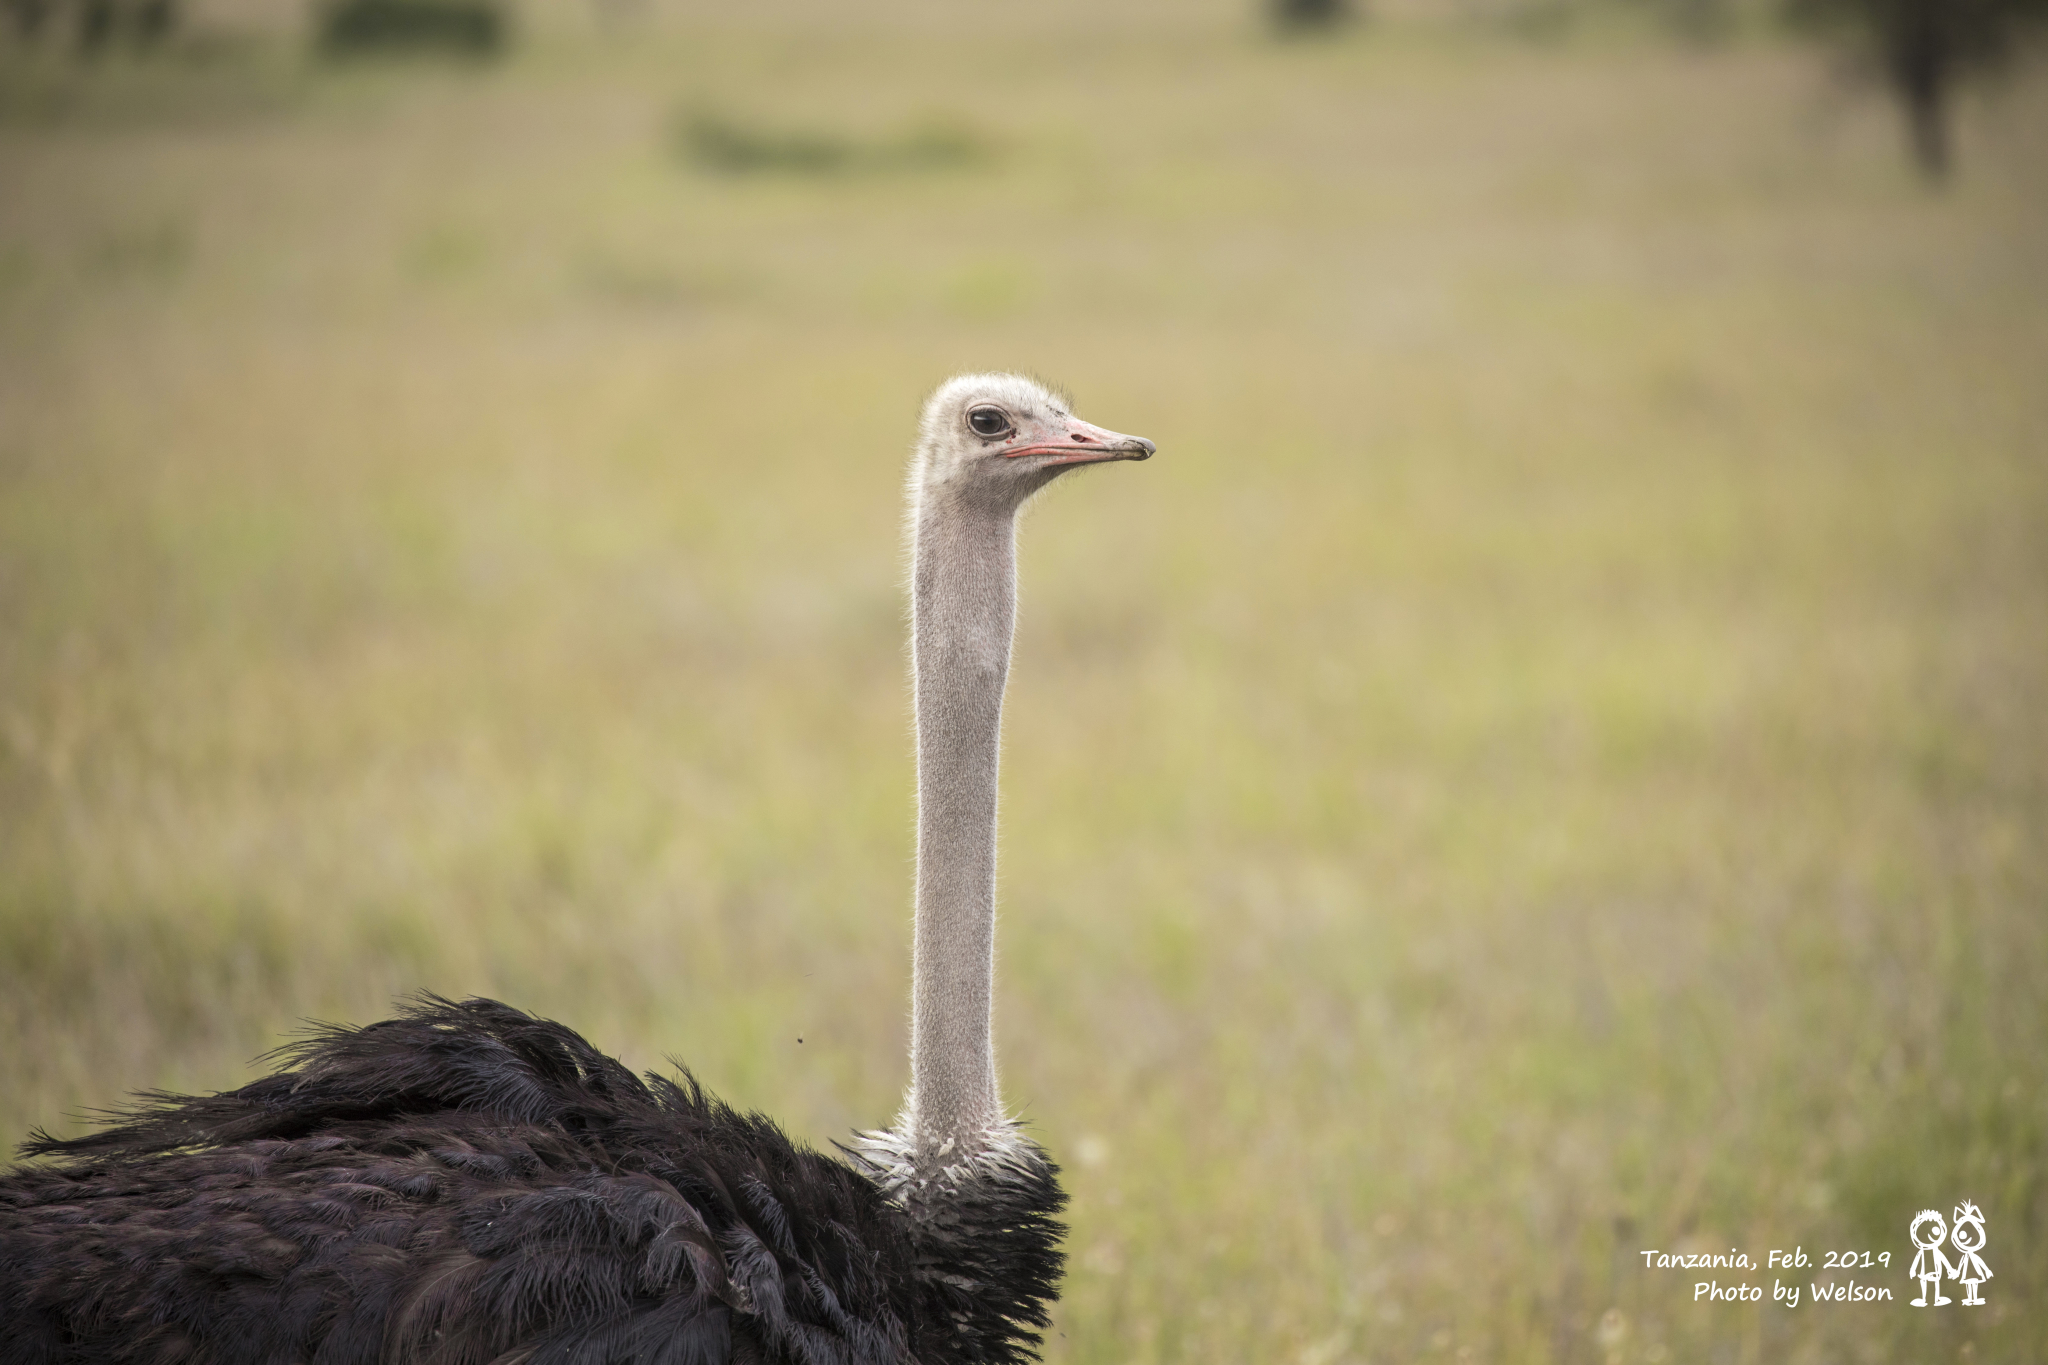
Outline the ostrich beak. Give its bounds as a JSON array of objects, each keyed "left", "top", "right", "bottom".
[{"left": 1001, "top": 418, "right": 1156, "bottom": 467}]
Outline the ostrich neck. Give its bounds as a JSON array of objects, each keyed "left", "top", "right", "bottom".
[{"left": 907, "top": 490, "right": 1018, "bottom": 1156}]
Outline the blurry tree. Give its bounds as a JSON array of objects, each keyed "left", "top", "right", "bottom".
[
  {"left": 2, "top": 0, "right": 58, "bottom": 40},
  {"left": 1, "top": 0, "right": 178, "bottom": 52},
  {"left": 1789, "top": 0, "right": 2048, "bottom": 176},
  {"left": 317, "top": 0, "right": 505, "bottom": 58},
  {"left": 77, "top": 0, "right": 114, "bottom": 52},
  {"left": 1651, "top": 0, "right": 1736, "bottom": 40},
  {"left": 1273, "top": 0, "right": 1352, "bottom": 31},
  {"left": 134, "top": 0, "right": 172, "bottom": 44}
]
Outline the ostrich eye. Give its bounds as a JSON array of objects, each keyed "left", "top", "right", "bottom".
[{"left": 967, "top": 407, "right": 1010, "bottom": 438}]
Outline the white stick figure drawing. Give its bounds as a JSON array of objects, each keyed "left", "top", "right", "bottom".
[
  {"left": 1950, "top": 1201, "right": 1991, "bottom": 1306},
  {"left": 1909, "top": 1209, "right": 1956, "bottom": 1306}
]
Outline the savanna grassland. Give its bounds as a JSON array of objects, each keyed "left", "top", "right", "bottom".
[{"left": 2, "top": 1, "right": 2045, "bottom": 1360}]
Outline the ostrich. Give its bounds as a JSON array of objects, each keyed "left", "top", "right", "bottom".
[{"left": 0, "top": 374, "right": 1155, "bottom": 1365}]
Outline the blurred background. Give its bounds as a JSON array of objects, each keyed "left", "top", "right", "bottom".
[{"left": 2, "top": 0, "right": 2044, "bottom": 1360}]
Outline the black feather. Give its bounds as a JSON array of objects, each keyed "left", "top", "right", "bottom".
[{"left": 0, "top": 996, "right": 1065, "bottom": 1365}]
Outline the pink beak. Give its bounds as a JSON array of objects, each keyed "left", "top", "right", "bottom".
[{"left": 1000, "top": 417, "right": 1156, "bottom": 467}]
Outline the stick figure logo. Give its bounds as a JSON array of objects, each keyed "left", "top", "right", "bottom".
[
  {"left": 1949, "top": 1201, "right": 1992, "bottom": 1306},
  {"left": 1910, "top": 1201, "right": 1991, "bottom": 1307},
  {"left": 1909, "top": 1209, "right": 1952, "bottom": 1306}
]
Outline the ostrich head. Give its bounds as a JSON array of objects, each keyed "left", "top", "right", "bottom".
[{"left": 913, "top": 373, "right": 1154, "bottom": 513}]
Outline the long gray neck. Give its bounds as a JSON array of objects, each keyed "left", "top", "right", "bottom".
[{"left": 906, "top": 485, "right": 1018, "bottom": 1155}]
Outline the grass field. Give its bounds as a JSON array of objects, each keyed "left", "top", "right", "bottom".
[{"left": 2, "top": 2, "right": 2045, "bottom": 1360}]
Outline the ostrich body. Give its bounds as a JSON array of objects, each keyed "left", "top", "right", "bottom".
[{"left": 0, "top": 375, "right": 1154, "bottom": 1365}]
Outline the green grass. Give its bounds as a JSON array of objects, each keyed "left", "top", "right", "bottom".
[{"left": 2, "top": 4, "right": 2045, "bottom": 1361}]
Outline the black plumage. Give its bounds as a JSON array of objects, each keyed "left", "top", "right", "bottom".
[{"left": 0, "top": 997, "right": 1065, "bottom": 1365}]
